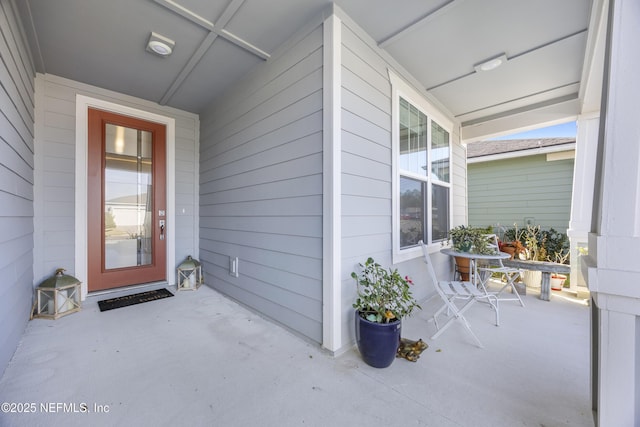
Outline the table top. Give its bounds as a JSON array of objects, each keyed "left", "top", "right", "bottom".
[{"left": 440, "top": 248, "right": 511, "bottom": 260}]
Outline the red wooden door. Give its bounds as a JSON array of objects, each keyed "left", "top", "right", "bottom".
[{"left": 87, "top": 108, "right": 167, "bottom": 291}]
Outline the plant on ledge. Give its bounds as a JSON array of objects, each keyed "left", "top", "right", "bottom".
[
  {"left": 499, "top": 224, "right": 526, "bottom": 259},
  {"left": 447, "top": 225, "right": 493, "bottom": 255},
  {"left": 503, "top": 224, "right": 569, "bottom": 263},
  {"left": 351, "top": 257, "right": 420, "bottom": 323}
]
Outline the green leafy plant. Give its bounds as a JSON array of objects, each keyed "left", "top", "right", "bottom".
[
  {"left": 504, "top": 224, "right": 569, "bottom": 263},
  {"left": 447, "top": 225, "right": 493, "bottom": 254},
  {"left": 351, "top": 258, "right": 420, "bottom": 323},
  {"left": 522, "top": 224, "right": 545, "bottom": 261}
]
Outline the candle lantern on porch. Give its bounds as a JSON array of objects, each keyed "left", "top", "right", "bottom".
[
  {"left": 34, "top": 268, "right": 81, "bottom": 320},
  {"left": 177, "top": 255, "right": 202, "bottom": 291}
]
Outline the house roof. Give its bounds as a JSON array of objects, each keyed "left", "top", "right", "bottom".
[{"left": 466, "top": 137, "right": 576, "bottom": 161}]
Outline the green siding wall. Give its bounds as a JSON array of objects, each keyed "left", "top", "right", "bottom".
[{"left": 468, "top": 154, "right": 574, "bottom": 233}]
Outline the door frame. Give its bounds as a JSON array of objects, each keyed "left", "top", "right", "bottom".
[{"left": 75, "top": 95, "right": 176, "bottom": 299}]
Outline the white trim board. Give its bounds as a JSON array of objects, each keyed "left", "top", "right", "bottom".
[
  {"left": 321, "top": 13, "right": 342, "bottom": 353},
  {"left": 75, "top": 95, "right": 176, "bottom": 299},
  {"left": 388, "top": 68, "right": 454, "bottom": 265}
]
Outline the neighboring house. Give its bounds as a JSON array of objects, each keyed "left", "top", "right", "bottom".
[
  {"left": 466, "top": 138, "right": 576, "bottom": 234},
  {"left": 0, "top": 1, "right": 638, "bottom": 424}
]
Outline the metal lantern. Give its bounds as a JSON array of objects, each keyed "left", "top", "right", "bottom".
[
  {"left": 177, "top": 255, "right": 202, "bottom": 291},
  {"left": 34, "top": 268, "right": 81, "bottom": 319}
]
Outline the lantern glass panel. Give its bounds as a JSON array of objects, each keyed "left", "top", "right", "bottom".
[{"left": 177, "top": 256, "right": 202, "bottom": 291}]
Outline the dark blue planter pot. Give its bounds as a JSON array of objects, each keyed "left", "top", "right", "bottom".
[{"left": 355, "top": 311, "right": 401, "bottom": 368}]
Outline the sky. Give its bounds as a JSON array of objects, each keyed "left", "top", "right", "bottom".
[{"left": 490, "top": 121, "right": 577, "bottom": 140}]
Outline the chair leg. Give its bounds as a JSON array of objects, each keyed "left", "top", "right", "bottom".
[
  {"left": 431, "top": 297, "right": 484, "bottom": 348},
  {"left": 454, "top": 298, "right": 484, "bottom": 348},
  {"left": 494, "top": 272, "right": 526, "bottom": 308},
  {"left": 508, "top": 276, "right": 525, "bottom": 307},
  {"left": 489, "top": 295, "right": 499, "bottom": 326},
  {"left": 458, "top": 313, "right": 484, "bottom": 348},
  {"left": 500, "top": 273, "right": 525, "bottom": 307}
]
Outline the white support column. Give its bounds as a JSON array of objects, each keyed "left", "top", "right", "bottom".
[
  {"left": 567, "top": 115, "right": 598, "bottom": 294},
  {"left": 597, "top": 308, "right": 637, "bottom": 422},
  {"left": 584, "top": 0, "right": 640, "bottom": 424},
  {"left": 322, "top": 11, "right": 342, "bottom": 353}
]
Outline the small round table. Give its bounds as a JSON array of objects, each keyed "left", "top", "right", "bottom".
[{"left": 440, "top": 248, "right": 510, "bottom": 285}]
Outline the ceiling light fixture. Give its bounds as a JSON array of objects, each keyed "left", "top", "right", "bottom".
[
  {"left": 474, "top": 54, "right": 508, "bottom": 72},
  {"left": 146, "top": 32, "right": 175, "bottom": 57}
]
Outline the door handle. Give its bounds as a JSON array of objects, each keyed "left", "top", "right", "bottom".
[{"left": 159, "top": 219, "right": 165, "bottom": 241}]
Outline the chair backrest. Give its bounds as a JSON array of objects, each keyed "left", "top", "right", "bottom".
[
  {"left": 419, "top": 240, "right": 440, "bottom": 286},
  {"left": 483, "top": 234, "right": 506, "bottom": 267},
  {"left": 484, "top": 234, "right": 499, "bottom": 251}
]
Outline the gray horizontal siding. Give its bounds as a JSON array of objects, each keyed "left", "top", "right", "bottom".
[
  {"left": 34, "top": 74, "right": 199, "bottom": 285},
  {"left": 199, "top": 23, "right": 324, "bottom": 343},
  {"left": 468, "top": 154, "right": 575, "bottom": 232},
  {"left": 0, "top": 0, "right": 35, "bottom": 377},
  {"left": 339, "top": 21, "right": 404, "bottom": 348},
  {"left": 338, "top": 15, "right": 464, "bottom": 349}
]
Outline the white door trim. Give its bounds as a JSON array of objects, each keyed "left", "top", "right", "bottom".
[{"left": 75, "top": 95, "right": 176, "bottom": 299}]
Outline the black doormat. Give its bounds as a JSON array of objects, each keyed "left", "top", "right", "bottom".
[{"left": 98, "top": 288, "right": 174, "bottom": 312}]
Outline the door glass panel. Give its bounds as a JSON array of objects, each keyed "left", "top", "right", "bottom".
[{"left": 104, "top": 124, "right": 153, "bottom": 269}]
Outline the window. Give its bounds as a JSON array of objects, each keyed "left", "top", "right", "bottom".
[{"left": 390, "top": 70, "right": 452, "bottom": 261}]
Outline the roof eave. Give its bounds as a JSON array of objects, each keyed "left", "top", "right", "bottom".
[{"left": 467, "top": 142, "right": 576, "bottom": 164}]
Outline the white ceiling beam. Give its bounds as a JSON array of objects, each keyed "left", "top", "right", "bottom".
[
  {"left": 154, "top": 0, "right": 270, "bottom": 60},
  {"left": 160, "top": 32, "right": 218, "bottom": 105},
  {"left": 462, "top": 93, "right": 578, "bottom": 127},
  {"left": 378, "top": 0, "right": 463, "bottom": 48},
  {"left": 156, "top": 0, "right": 271, "bottom": 105},
  {"left": 459, "top": 84, "right": 580, "bottom": 121},
  {"left": 578, "top": 0, "right": 607, "bottom": 114},
  {"left": 153, "top": 0, "right": 214, "bottom": 30},
  {"left": 219, "top": 29, "right": 270, "bottom": 60},
  {"left": 427, "top": 29, "right": 588, "bottom": 92},
  {"left": 461, "top": 97, "right": 580, "bottom": 143}
]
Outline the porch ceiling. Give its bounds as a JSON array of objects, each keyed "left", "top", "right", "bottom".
[{"left": 17, "top": 0, "right": 601, "bottom": 140}]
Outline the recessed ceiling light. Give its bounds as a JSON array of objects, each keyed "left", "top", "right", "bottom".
[
  {"left": 146, "top": 32, "right": 175, "bottom": 57},
  {"left": 474, "top": 54, "right": 508, "bottom": 72},
  {"left": 148, "top": 41, "right": 172, "bottom": 56}
]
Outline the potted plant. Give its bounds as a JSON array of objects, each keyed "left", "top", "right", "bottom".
[
  {"left": 447, "top": 225, "right": 493, "bottom": 280},
  {"left": 501, "top": 224, "right": 526, "bottom": 260},
  {"left": 550, "top": 274, "right": 567, "bottom": 290},
  {"left": 504, "top": 224, "right": 570, "bottom": 288},
  {"left": 351, "top": 257, "right": 420, "bottom": 368}
]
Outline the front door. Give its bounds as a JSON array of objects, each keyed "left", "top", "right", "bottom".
[{"left": 87, "top": 108, "right": 167, "bottom": 291}]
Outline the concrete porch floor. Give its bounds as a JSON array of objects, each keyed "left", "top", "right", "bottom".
[{"left": 0, "top": 283, "right": 593, "bottom": 426}]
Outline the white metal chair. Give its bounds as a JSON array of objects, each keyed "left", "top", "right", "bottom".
[
  {"left": 420, "top": 241, "right": 498, "bottom": 348},
  {"left": 477, "top": 234, "right": 525, "bottom": 307}
]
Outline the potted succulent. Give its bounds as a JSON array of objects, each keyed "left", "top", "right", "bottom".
[
  {"left": 351, "top": 257, "right": 420, "bottom": 368},
  {"left": 503, "top": 224, "right": 570, "bottom": 288},
  {"left": 447, "top": 225, "right": 493, "bottom": 280},
  {"left": 448, "top": 225, "right": 493, "bottom": 254}
]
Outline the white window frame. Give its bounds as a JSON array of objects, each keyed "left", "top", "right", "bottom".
[{"left": 389, "top": 70, "right": 453, "bottom": 264}]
